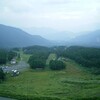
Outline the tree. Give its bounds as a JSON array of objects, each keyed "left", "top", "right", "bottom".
[
  {"left": 0, "top": 49, "right": 7, "bottom": 64},
  {"left": 28, "top": 52, "right": 47, "bottom": 69},
  {"left": 29, "top": 59, "right": 46, "bottom": 69},
  {"left": 17, "top": 53, "right": 20, "bottom": 59},
  {"left": 49, "top": 60, "right": 66, "bottom": 70},
  {"left": 7, "top": 51, "right": 17, "bottom": 61},
  {"left": 0, "top": 68, "right": 5, "bottom": 82}
]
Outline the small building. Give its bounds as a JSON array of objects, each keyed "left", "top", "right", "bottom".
[{"left": 11, "top": 59, "right": 16, "bottom": 64}]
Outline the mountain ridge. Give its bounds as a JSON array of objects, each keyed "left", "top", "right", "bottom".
[
  {"left": 0, "top": 24, "right": 100, "bottom": 48},
  {"left": 0, "top": 24, "right": 51, "bottom": 48},
  {"left": 68, "top": 30, "right": 100, "bottom": 47}
]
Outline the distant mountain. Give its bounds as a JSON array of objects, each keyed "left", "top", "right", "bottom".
[
  {"left": 0, "top": 24, "right": 51, "bottom": 48},
  {"left": 69, "top": 30, "right": 100, "bottom": 47},
  {"left": 24, "top": 27, "right": 58, "bottom": 40},
  {"left": 24, "top": 27, "right": 73, "bottom": 41}
]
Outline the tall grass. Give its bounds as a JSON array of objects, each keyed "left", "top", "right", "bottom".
[{"left": 0, "top": 57, "right": 100, "bottom": 100}]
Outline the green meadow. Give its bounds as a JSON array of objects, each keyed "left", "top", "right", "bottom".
[{"left": 0, "top": 53, "right": 100, "bottom": 100}]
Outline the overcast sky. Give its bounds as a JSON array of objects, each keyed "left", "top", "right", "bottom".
[{"left": 0, "top": 0, "right": 100, "bottom": 40}]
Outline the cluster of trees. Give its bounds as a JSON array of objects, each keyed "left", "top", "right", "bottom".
[
  {"left": 7, "top": 51, "right": 17, "bottom": 61},
  {"left": 0, "top": 49, "right": 17, "bottom": 65},
  {"left": 27, "top": 46, "right": 66, "bottom": 70},
  {"left": 0, "top": 68, "right": 5, "bottom": 82},
  {"left": 27, "top": 45, "right": 100, "bottom": 73},
  {"left": 23, "top": 45, "right": 51, "bottom": 54},
  {"left": 51, "top": 46, "right": 100, "bottom": 74},
  {"left": 62, "top": 46, "right": 100, "bottom": 68},
  {"left": 25, "top": 46, "right": 49, "bottom": 69},
  {"left": 0, "top": 49, "right": 7, "bottom": 64},
  {"left": 61, "top": 46, "right": 100, "bottom": 74},
  {"left": 49, "top": 60, "right": 66, "bottom": 70},
  {"left": 28, "top": 54, "right": 66, "bottom": 70},
  {"left": 28, "top": 52, "right": 49, "bottom": 69}
]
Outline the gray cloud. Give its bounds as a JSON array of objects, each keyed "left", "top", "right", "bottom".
[{"left": 0, "top": 0, "right": 100, "bottom": 39}]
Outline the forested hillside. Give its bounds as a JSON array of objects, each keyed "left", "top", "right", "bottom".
[
  {"left": 0, "top": 24, "right": 51, "bottom": 48},
  {"left": 0, "top": 49, "right": 17, "bottom": 65},
  {"left": 51, "top": 46, "right": 100, "bottom": 74}
]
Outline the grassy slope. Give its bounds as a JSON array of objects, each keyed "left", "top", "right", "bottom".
[
  {"left": 0, "top": 54, "right": 100, "bottom": 100},
  {"left": 20, "top": 50, "right": 31, "bottom": 62},
  {"left": 46, "top": 53, "right": 57, "bottom": 65}
]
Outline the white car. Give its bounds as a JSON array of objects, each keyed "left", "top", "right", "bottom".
[{"left": 11, "top": 70, "right": 19, "bottom": 76}]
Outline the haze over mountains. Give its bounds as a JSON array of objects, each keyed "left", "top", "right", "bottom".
[
  {"left": 24, "top": 27, "right": 100, "bottom": 47},
  {"left": 0, "top": 24, "right": 100, "bottom": 48},
  {"left": 69, "top": 30, "right": 100, "bottom": 47},
  {"left": 24, "top": 27, "right": 73, "bottom": 41}
]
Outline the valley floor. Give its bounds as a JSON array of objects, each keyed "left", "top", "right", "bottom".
[{"left": 0, "top": 55, "right": 100, "bottom": 100}]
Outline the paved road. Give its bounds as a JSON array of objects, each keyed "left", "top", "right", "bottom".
[
  {"left": 1, "top": 61, "right": 29, "bottom": 73},
  {"left": 8, "top": 61, "right": 29, "bottom": 71}
]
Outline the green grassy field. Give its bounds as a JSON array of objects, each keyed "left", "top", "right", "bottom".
[
  {"left": 19, "top": 50, "right": 31, "bottom": 62},
  {"left": 0, "top": 54, "right": 100, "bottom": 100}
]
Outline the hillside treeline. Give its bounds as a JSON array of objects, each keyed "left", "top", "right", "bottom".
[
  {"left": 0, "top": 49, "right": 17, "bottom": 65},
  {"left": 49, "top": 46, "right": 100, "bottom": 74},
  {"left": 24, "top": 46, "right": 100, "bottom": 74},
  {"left": 62, "top": 46, "right": 100, "bottom": 68},
  {"left": 23, "top": 45, "right": 51, "bottom": 54},
  {"left": 25, "top": 46, "right": 65, "bottom": 70},
  {"left": 25, "top": 46, "right": 50, "bottom": 69}
]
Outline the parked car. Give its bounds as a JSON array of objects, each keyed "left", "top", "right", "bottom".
[{"left": 11, "top": 70, "right": 19, "bottom": 76}]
